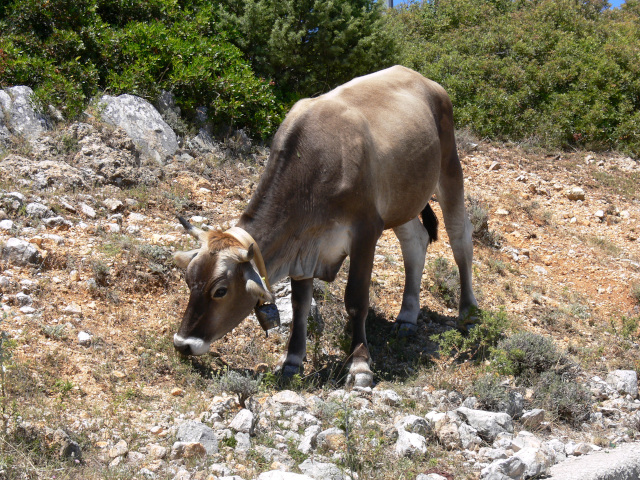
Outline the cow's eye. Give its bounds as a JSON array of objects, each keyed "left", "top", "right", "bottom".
[{"left": 213, "top": 287, "right": 228, "bottom": 298}]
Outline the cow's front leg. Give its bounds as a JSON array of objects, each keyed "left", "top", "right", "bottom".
[
  {"left": 344, "top": 223, "right": 382, "bottom": 388},
  {"left": 278, "top": 277, "right": 314, "bottom": 378}
]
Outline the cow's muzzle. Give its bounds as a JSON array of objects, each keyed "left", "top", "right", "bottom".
[{"left": 173, "top": 334, "right": 210, "bottom": 356}]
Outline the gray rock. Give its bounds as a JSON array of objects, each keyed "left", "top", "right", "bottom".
[
  {"left": 0, "top": 86, "right": 51, "bottom": 141},
  {"left": 2, "top": 238, "right": 43, "bottom": 266},
  {"left": 80, "top": 203, "right": 96, "bottom": 219},
  {"left": 78, "top": 331, "right": 92, "bottom": 346},
  {"left": 606, "top": 370, "right": 638, "bottom": 399},
  {"left": 42, "top": 216, "right": 72, "bottom": 229},
  {"left": 176, "top": 420, "right": 218, "bottom": 455},
  {"left": 514, "top": 445, "right": 555, "bottom": 477},
  {"left": 26, "top": 202, "right": 53, "bottom": 218},
  {"left": 547, "top": 442, "right": 640, "bottom": 480},
  {"left": 395, "top": 415, "right": 430, "bottom": 436},
  {"left": 416, "top": 475, "right": 449, "bottom": 480},
  {"left": 373, "top": 389, "right": 402, "bottom": 407},
  {"left": 521, "top": 408, "right": 545, "bottom": 429},
  {"left": 234, "top": 432, "right": 251, "bottom": 453},
  {"left": 298, "top": 425, "right": 321, "bottom": 454},
  {"left": 511, "top": 431, "right": 542, "bottom": 452},
  {"left": 395, "top": 430, "right": 427, "bottom": 457},
  {"left": 257, "top": 472, "right": 314, "bottom": 480},
  {"left": 170, "top": 441, "right": 206, "bottom": 459},
  {"left": 0, "top": 156, "right": 91, "bottom": 190},
  {"left": 544, "top": 438, "right": 567, "bottom": 463},
  {"left": 15, "top": 292, "right": 32, "bottom": 306},
  {"left": 103, "top": 198, "right": 124, "bottom": 212},
  {"left": 0, "top": 220, "right": 13, "bottom": 231},
  {"left": 229, "top": 408, "right": 254, "bottom": 434},
  {"left": 455, "top": 407, "right": 514, "bottom": 442},
  {"left": 299, "top": 459, "right": 348, "bottom": 480},
  {"left": 458, "top": 422, "right": 482, "bottom": 450},
  {"left": 271, "top": 390, "right": 307, "bottom": 409},
  {"left": 99, "top": 94, "right": 178, "bottom": 164},
  {"left": 481, "top": 456, "right": 526, "bottom": 479}
]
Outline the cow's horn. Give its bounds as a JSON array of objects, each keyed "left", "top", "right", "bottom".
[{"left": 177, "top": 216, "right": 208, "bottom": 243}]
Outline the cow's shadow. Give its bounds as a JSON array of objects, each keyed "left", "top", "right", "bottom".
[{"left": 178, "top": 306, "right": 461, "bottom": 390}]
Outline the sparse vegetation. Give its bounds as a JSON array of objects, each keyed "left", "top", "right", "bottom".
[
  {"left": 533, "top": 371, "right": 592, "bottom": 426},
  {"left": 428, "top": 257, "right": 460, "bottom": 308}
]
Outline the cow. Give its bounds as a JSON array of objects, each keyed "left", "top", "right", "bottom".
[{"left": 173, "top": 65, "right": 478, "bottom": 387}]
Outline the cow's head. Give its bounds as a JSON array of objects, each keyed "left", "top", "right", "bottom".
[{"left": 173, "top": 219, "right": 273, "bottom": 355}]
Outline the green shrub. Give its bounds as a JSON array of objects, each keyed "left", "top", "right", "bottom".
[
  {"left": 469, "top": 374, "right": 510, "bottom": 412},
  {"left": 492, "top": 331, "right": 573, "bottom": 385},
  {"left": 431, "top": 308, "right": 509, "bottom": 363},
  {"left": 533, "top": 371, "right": 592, "bottom": 425},
  {"left": 390, "top": 0, "right": 640, "bottom": 156},
  {"left": 219, "top": 370, "right": 259, "bottom": 408}
]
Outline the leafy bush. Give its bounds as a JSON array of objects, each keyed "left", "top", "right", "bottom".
[
  {"left": 431, "top": 308, "right": 509, "bottom": 363},
  {"left": 492, "top": 331, "right": 574, "bottom": 385},
  {"left": 533, "top": 371, "right": 592, "bottom": 425},
  {"left": 0, "top": 0, "right": 281, "bottom": 138},
  {"left": 469, "top": 374, "right": 510, "bottom": 412},
  {"left": 390, "top": 0, "right": 640, "bottom": 156},
  {"left": 219, "top": 370, "right": 259, "bottom": 408}
]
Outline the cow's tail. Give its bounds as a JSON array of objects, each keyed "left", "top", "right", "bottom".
[{"left": 421, "top": 204, "right": 438, "bottom": 244}]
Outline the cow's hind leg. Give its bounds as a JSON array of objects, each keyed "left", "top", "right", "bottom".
[
  {"left": 277, "top": 278, "right": 314, "bottom": 377},
  {"left": 436, "top": 152, "right": 478, "bottom": 321},
  {"left": 344, "top": 218, "right": 384, "bottom": 388},
  {"left": 392, "top": 215, "right": 431, "bottom": 337}
]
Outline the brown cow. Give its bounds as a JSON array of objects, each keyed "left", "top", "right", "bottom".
[{"left": 173, "top": 66, "right": 477, "bottom": 387}]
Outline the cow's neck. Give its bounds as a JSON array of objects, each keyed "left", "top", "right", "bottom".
[{"left": 237, "top": 191, "right": 330, "bottom": 285}]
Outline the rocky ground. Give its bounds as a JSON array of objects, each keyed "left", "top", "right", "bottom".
[{"left": 1, "top": 89, "right": 640, "bottom": 480}]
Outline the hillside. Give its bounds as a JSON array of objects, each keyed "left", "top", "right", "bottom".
[{"left": 0, "top": 119, "right": 639, "bottom": 479}]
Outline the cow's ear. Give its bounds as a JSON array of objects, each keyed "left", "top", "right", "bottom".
[
  {"left": 174, "top": 249, "right": 199, "bottom": 269},
  {"left": 243, "top": 265, "right": 273, "bottom": 303}
]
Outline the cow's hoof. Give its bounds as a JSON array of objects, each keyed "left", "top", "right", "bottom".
[
  {"left": 277, "top": 363, "right": 304, "bottom": 379},
  {"left": 393, "top": 320, "right": 417, "bottom": 338},
  {"left": 346, "top": 371, "right": 373, "bottom": 389}
]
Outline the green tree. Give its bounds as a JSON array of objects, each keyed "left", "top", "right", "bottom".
[
  {"left": 218, "top": 0, "right": 397, "bottom": 101},
  {"left": 389, "top": 0, "right": 640, "bottom": 156}
]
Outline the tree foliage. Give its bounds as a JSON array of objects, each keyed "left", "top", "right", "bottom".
[
  {"left": 0, "top": 0, "right": 281, "bottom": 137},
  {"left": 217, "top": 0, "right": 397, "bottom": 101},
  {"left": 390, "top": 0, "right": 640, "bottom": 156}
]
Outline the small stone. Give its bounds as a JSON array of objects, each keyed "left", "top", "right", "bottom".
[
  {"left": 495, "top": 208, "right": 510, "bottom": 216},
  {"left": 395, "top": 430, "right": 427, "bottom": 457},
  {"left": 171, "top": 441, "right": 206, "bottom": 459},
  {"left": 488, "top": 161, "right": 501, "bottom": 171},
  {"left": 105, "top": 223, "right": 120, "bottom": 233},
  {"left": 272, "top": 390, "right": 307, "bottom": 408},
  {"left": 373, "top": 389, "right": 402, "bottom": 406},
  {"left": 0, "top": 219, "right": 13, "bottom": 231},
  {"left": 78, "top": 331, "right": 92, "bottom": 346},
  {"left": 171, "top": 387, "right": 184, "bottom": 396},
  {"left": 229, "top": 409, "right": 254, "bottom": 434},
  {"left": 299, "top": 459, "right": 348, "bottom": 480},
  {"left": 147, "top": 443, "right": 167, "bottom": 459},
  {"left": 103, "top": 198, "right": 123, "bottom": 212},
  {"left": 2, "top": 238, "right": 43, "bottom": 266},
  {"left": 109, "top": 440, "right": 128, "bottom": 458},
  {"left": 298, "top": 425, "right": 321, "bottom": 454},
  {"left": 566, "top": 187, "right": 586, "bottom": 201},
  {"left": 80, "top": 203, "right": 96, "bottom": 218},
  {"left": 316, "top": 428, "right": 346, "bottom": 451},
  {"left": 69, "top": 270, "right": 80, "bottom": 282},
  {"left": 595, "top": 210, "right": 605, "bottom": 220},
  {"left": 176, "top": 420, "right": 218, "bottom": 455},
  {"left": 521, "top": 409, "right": 545, "bottom": 429},
  {"left": 606, "top": 370, "right": 638, "bottom": 399}
]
